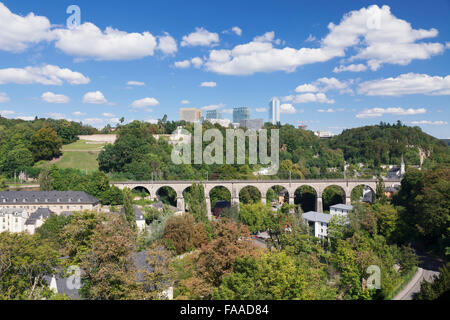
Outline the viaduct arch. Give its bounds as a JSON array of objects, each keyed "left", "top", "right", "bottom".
[{"left": 114, "top": 179, "right": 401, "bottom": 220}]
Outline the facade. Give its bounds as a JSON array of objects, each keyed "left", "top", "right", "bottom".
[
  {"left": 303, "top": 211, "right": 332, "bottom": 239},
  {"left": 239, "top": 118, "right": 263, "bottom": 130},
  {"left": 180, "top": 108, "right": 202, "bottom": 123},
  {"left": 205, "top": 109, "right": 222, "bottom": 120},
  {"left": 0, "top": 208, "right": 29, "bottom": 233},
  {"left": 233, "top": 107, "right": 250, "bottom": 123},
  {"left": 0, "top": 191, "right": 100, "bottom": 215},
  {"left": 329, "top": 203, "right": 353, "bottom": 216},
  {"left": 314, "top": 131, "right": 334, "bottom": 139},
  {"left": 0, "top": 207, "right": 62, "bottom": 234},
  {"left": 268, "top": 97, "right": 280, "bottom": 125}
]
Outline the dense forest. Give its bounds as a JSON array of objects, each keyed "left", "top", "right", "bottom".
[
  {"left": 97, "top": 119, "right": 449, "bottom": 181},
  {"left": 0, "top": 115, "right": 448, "bottom": 183}
]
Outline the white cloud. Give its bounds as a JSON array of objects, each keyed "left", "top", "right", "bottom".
[
  {"left": 0, "top": 64, "right": 90, "bottom": 85},
  {"left": 146, "top": 118, "right": 158, "bottom": 124},
  {"left": 127, "top": 81, "right": 145, "bottom": 86},
  {"left": 204, "top": 5, "right": 445, "bottom": 75},
  {"left": 103, "top": 113, "right": 115, "bottom": 117},
  {"left": 255, "top": 108, "right": 266, "bottom": 112},
  {"left": 280, "top": 104, "right": 296, "bottom": 114},
  {"left": 45, "top": 112, "right": 66, "bottom": 119},
  {"left": 356, "top": 107, "right": 427, "bottom": 118},
  {"left": 0, "top": 2, "right": 53, "bottom": 52},
  {"left": 17, "top": 116, "right": 35, "bottom": 121},
  {"left": 191, "top": 57, "right": 204, "bottom": 68},
  {"left": 72, "top": 111, "right": 86, "bottom": 116},
  {"left": 253, "top": 31, "right": 277, "bottom": 43},
  {"left": 295, "top": 84, "right": 319, "bottom": 93},
  {"left": 200, "top": 81, "right": 217, "bottom": 87},
  {"left": 157, "top": 32, "right": 177, "bottom": 54},
  {"left": 305, "top": 34, "right": 316, "bottom": 42},
  {"left": 411, "top": 120, "right": 447, "bottom": 125},
  {"left": 201, "top": 103, "right": 224, "bottom": 111},
  {"left": 0, "top": 110, "right": 14, "bottom": 116},
  {"left": 322, "top": 5, "right": 444, "bottom": 71},
  {"left": 83, "top": 118, "right": 104, "bottom": 126},
  {"left": 283, "top": 93, "right": 335, "bottom": 104},
  {"left": 131, "top": 97, "right": 159, "bottom": 108},
  {"left": 174, "top": 60, "right": 191, "bottom": 68},
  {"left": 232, "top": 27, "right": 242, "bottom": 36},
  {"left": 83, "top": 91, "right": 107, "bottom": 104},
  {"left": 318, "top": 108, "right": 335, "bottom": 113},
  {"left": 358, "top": 73, "right": 450, "bottom": 96},
  {"left": 41, "top": 92, "right": 70, "bottom": 104},
  {"left": 181, "top": 100, "right": 190, "bottom": 105},
  {"left": 176, "top": 57, "right": 204, "bottom": 69},
  {"left": 333, "top": 64, "right": 367, "bottom": 73},
  {"left": 222, "top": 109, "right": 233, "bottom": 114},
  {"left": 181, "top": 27, "right": 219, "bottom": 47},
  {"left": 53, "top": 22, "right": 157, "bottom": 60},
  {"left": 0, "top": 92, "right": 10, "bottom": 103}
]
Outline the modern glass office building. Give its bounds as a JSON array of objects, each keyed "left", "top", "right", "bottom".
[
  {"left": 205, "top": 109, "right": 223, "bottom": 119},
  {"left": 233, "top": 107, "right": 250, "bottom": 123},
  {"left": 268, "top": 97, "right": 280, "bottom": 124}
]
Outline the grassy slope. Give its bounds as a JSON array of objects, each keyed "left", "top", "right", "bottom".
[{"left": 37, "top": 139, "right": 107, "bottom": 172}]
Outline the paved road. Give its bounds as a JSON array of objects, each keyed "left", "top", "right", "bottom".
[{"left": 393, "top": 249, "right": 443, "bottom": 300}]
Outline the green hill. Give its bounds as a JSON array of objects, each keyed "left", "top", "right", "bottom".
[{"left": 327, "top": 122, "right": 450, "bottom": 167}]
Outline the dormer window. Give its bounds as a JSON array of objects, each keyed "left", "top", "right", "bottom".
[
  {"left": 57, "top": 199, "right": 60, "bottom": 203},
  {"left": 45, "top": 199, "right": 48, "bottom": 203}
]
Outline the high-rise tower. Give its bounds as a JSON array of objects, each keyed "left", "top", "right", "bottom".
[{"left": 268, "top": 97, "right": 280, "bottom": 124}]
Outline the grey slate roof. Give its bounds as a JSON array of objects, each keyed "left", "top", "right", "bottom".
[
  {"left": 43, "top": 274, "right": 81, "bottom": 300},
  {"left": 25, "top": 208, "right": 56, "bottom": 225},
  {"left": 330, "top": 203, "right": 353, "bottom": 211},
  {"left": 0, "top": 191, "right": 99, "bottom": 205},
  {"left": 303, "top": 211, "right": 332, "bottom": 223},
  {"left": 0, "top": 208, "right": 28, "bottom": 217}
]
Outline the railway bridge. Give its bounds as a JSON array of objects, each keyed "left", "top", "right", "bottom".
[{"left": 112, "top": 179, "right": 401, "bottom": 219}]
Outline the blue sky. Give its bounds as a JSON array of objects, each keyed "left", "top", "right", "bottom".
[{"left": 0, "top": 0, "right": 449, "bottom": 138}]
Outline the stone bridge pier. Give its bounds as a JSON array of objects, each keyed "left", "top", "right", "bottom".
[{"left": 112, "top": 179, "right": 400, "bottom": 220}]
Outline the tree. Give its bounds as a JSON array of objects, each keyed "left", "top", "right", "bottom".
[
  {"left": 185, "top": 183, "right": 207, "bottom": 223},
  {"left": 60, "top": 211, "right": 107, "bottom": 265},
  {"left": 214, "top": 251, "right": 335, "bottom": 300},
  {"left": 416, "top": 264, "right": 450, "bottom": 300},
  {"left": 141, "top": 244, "right": 175, "bottom": 299},
  {"left": 162, "top": 214, "right": 207, "bottom": 255},
  {"left": 36, "top": 214, "right": 73, "bottom": 250},
  {"left": 38, "top": 166, "right": 54, "bottom": 191},
  {"left": 0, "top": 232, "right": 60, "bottom": 299},
  {"left": 122, "top": 188, "right": 136, "bottom": 230},
  {"left": 30, "top": 127, "right": 63, "bottom": 161},
  {"left": 238, "top": 202, "right": 271, "bottom": 234},
  {"left": 194, "top": 219, "right": 257, "bottom": 290},
  {"left": 79, "top": 214, "right": 143, "bottom": 299}
]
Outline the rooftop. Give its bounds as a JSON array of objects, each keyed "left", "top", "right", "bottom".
[
  {"left": 0, "top": 191, "right": 99, "bottom": 205},
  {"left": 303, "top": 211, "right": 332, "bottom": 223},
  {"left": 330, "top": 204, "right": 354, "bottom": 211}
]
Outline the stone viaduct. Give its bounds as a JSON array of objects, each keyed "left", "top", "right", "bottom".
[{"left": 113, "top": 179, "right": 401, "bottom": 219}]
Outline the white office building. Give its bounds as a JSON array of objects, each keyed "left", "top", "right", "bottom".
[{"left": 268, "top": 97, "right": 280, "bottom": 125}]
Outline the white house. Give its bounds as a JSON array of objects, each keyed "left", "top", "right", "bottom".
[
  {"left": 330, "top": 204, "right": 353, "bottom": 216},
  {"left": 0, "top": 207, "right": 57, "bottom": 234},
  {"left": 0, "top": 208, "right": 29, "bottom": 233},
  {"left": 303, "top": 211, "right": 332, "bottom": 239}
]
